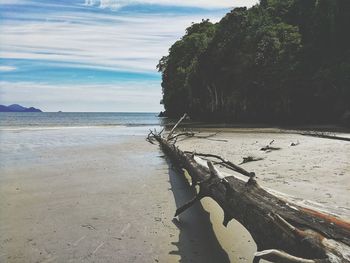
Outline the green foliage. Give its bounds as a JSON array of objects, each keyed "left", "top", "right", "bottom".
[
  {"left": 157, "top": 19, "right": 216, "bottom": 117},
  {"left": 158, "top": 0, "right": 350, "bottom": 124}
]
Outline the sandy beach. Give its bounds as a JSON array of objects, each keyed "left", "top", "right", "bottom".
[
  {"left": 2, "top": 0, "right": 349, "bottom": 261},
  {"left": 1, "top": 126, "right": 349, "bottom": 263},
  {"left": 0, "top": 126, "right": 258, "bottom": 263},
  {"left": 176, "top": 128, "right": 350, "bottom": 219}
]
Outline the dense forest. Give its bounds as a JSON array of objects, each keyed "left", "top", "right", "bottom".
[{"left": 157, "top": 0, "right": 350, "bottom": 125}]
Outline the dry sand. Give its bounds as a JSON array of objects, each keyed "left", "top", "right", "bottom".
[{"left": 176, "top": 128, "right": 350, "bottom": 219}]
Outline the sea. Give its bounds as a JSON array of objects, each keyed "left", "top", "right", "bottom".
[
  {"left": 0, "top": 112, "right": 166, "bottom": 168},
  {"left": 0, "top": 112, "right": 163, "bottom": 130},
  {"left": 0, "top": 112, "right": 248, "bottom": 262}
]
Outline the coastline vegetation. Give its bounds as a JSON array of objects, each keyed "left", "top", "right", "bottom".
[{"left": 157, "top": 0, "right": 350, "bottom": 125}]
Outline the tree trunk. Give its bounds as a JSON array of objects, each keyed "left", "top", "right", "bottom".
[{"left": 151, "top": 131, "right": 350, "bottom": 263}]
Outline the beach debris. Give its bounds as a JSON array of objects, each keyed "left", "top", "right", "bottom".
[
  {"left": 239, "top": 156, "right": 264, "bottom": 165},
  {"left": 147, "top": 128, "right": 164, "bottom": 144},
  {"left": 165, "top": 114, "right": 227, "bottom": 143},
  {"left": 300, "top": 131, "right": 350, "bottom": 142},
  {"left": 147, "top": 113, "right": 350, "bottom": 263},
  {"left": 182, "top": 151, "right": 255, "bottom": 179},
  {"left": 260, "top": 145, "right": 281, "bottom": 152},
  {"left": 194, "top": 133, "right": 228, "bottom": 142},
  {"left": 260, "top": 140, "right": 281, "bottom": 152},
  {"left": 92, "top": 242, "right": 104, "bottom": 255},
  {"left": 168, "top": 130, "right": 227, "bottom": 143},
  {"left": 73, "top": 236, "right": 86, "bottom": 246},
  {"left": 254, "top": 249, "right": 316, "bottom": 263},
  {"left": 81, "top": 224, "right": 96, "bottom": 230},
  {"left": 167, "top": 113, "right": 188, "bottom": 140},
  {"left": 290, "top": 141, "right": 300, "bottom": 146}
]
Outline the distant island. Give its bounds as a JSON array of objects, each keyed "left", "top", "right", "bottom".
[{"left": 0, "top": 104, "right": 42, "bottom": 112}]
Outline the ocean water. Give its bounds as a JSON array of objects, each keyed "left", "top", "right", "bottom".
[
  {"left": 0, "top": 112, "right": 162, "bottom": 130},
  {"left": 0, "top": 115, "right": 246, "bottom": 262},
  {"left": 0, "top": 112, "right": 165, "bottom": 168}
]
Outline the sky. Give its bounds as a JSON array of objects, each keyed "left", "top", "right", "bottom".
[{"left": 0, "top": 0, "right": 258, "bottom": 112}]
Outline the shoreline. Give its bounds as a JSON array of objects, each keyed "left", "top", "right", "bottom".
[
  {"left": 162, "top": 119, "right": 350, "bottom": 134},
  {"left": 0, "top": 126, "right": 258, "bottom": 262},
  {"left": 1, "top": 125, "right": 349, "bottom": 262}
]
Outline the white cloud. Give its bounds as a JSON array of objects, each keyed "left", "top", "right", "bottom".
[
  {"left": 0, "top": 0, "right": 258, "bottom": 111},
  {"left": 84, "top": 0, "right": 258, "bottom": 9},
  {"left": 0, "top": 12, "right": 224, "bottom": 73},
  {"left": 0, "top": 0, "right": 259, "bottom": 74},
  {"left": 0, "top": 66, "right": 16, "bottom": 72},
  {"left": 85, "top": 0, "right": 122, "bottom": 9}
]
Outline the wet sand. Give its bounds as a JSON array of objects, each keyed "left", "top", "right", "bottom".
[
  {"left": 1, "top": 126, "right": 348, "bottom": 263},
  {"left": 0, "top": 127, "right": 257, "bottom": 263}
]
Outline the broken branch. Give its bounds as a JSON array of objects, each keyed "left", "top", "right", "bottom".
[{"left": 147, "top": 114, "right": 350, "bottom": 262}]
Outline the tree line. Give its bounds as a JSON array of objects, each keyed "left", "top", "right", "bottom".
[{"left": 157, "top": 0, "right": 350, "bottom": 125}]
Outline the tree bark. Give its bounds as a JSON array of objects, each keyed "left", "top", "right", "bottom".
[{"left": 150, "top": 128, "right": 350, "bottom": 263}]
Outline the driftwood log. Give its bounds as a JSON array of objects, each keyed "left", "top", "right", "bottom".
[
  {"left": 301, "top": 132, "right": 350, "bottom": 142},
  {"left": 149, "top": 115, "right": 350, "bottom": 263}
]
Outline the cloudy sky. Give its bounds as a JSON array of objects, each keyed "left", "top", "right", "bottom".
[{"left": 0, "top": 0, "right": 257, "bottom": 112}]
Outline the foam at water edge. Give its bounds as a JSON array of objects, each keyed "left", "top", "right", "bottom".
[{"left": 0, "top": 125, "right": 127, "bottom": 131}]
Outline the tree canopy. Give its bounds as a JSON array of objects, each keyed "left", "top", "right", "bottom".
[{"left": 158, "top": 0, "right": 350, "bottom": 124}]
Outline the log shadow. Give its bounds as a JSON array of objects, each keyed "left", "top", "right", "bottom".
[{"left": 166, "top": 161, "right": 230, "bottom": 263}]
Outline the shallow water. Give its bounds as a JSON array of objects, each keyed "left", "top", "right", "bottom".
[
  {"left": 0, "top": 112, "right": 162, "bottom": 168},
  {"left": 0, "top": 126, "right": 157, "bottom": 169},
  {"left": 0, "top": 114, "right": 258, "bottom": 262},
  {"left": 0, "top": 112, "right": 164, "bottom": 129}
]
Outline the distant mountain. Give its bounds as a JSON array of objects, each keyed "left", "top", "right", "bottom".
[
  {"left": 23, "top": 107, "right": 42, "bottom": 112},
  {"left": 7, "top": 104, "right": 27, "bottom": 111},
  {"left": 0, "top": 105, "right": 10, "bottom": 112},
  {"left": 0, "top": 104, "right": 42, "bottom": 112}
]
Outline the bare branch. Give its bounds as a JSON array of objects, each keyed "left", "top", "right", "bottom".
[
  {"left": 184, "top": 151, "right": 254, "bottom": 178},
  {"left": 301, "top": 132, "right": 350, "bottom": 142},
  {"left": 147, "top": 114, "right": 350, "bottom": 262},
  {"left": 253, "top": 249, "right": 317, "bottom": 263},
  {"left": 168, "top": 132, "right": 195, "bottom": 141},
  {"left": 239, "top": 156, "right": 264, "bottom": 165},
  {"left": 174, "top": 193, "right": 204, "bottom": 217},
  {"left": 167, "top": 113, "right": 188, "bottom": 140},
  {"left": 260, "top": 145, "right": 281, "bottom": 152},
  {"left": 168, "top": 131, "right": 227, "bottom": 143}
]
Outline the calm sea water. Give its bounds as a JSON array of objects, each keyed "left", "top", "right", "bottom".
[
  {"left": 0, "top": 112, "right": 163, "bottom": 129},
  {"left": 0, "top": 112, "right": 166, "bottom": 168}
]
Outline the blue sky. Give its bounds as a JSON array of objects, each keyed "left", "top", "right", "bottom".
[{"left": 0, "top": 0, "right": 257, "bottom": 112}]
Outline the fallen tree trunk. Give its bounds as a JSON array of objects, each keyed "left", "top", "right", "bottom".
[
  {"left": 301, "top": 132, "right": 350, "bottom": 142},
  {"left": 149, "top": 119, "right": 350, "bottom": 263}
]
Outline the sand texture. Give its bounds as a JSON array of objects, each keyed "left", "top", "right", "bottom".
[
  {"left": 1, "top": 126, "right": 349, "bottom": 262},
  {"left": 0, "top": 127, "right": 257, "bottom": 263},
  {"left": 176, "top": 128, "right": 350, "bottom": 220}
]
